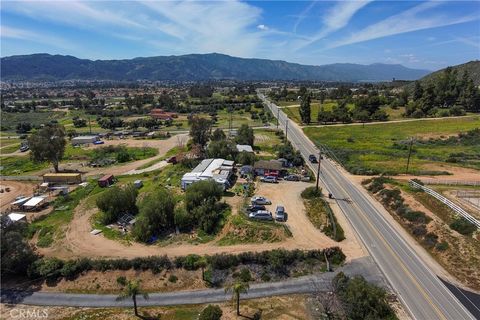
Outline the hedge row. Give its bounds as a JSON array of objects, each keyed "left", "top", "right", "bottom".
[{"left": 28, "top": 248, "right": 345, "bottom": 281}]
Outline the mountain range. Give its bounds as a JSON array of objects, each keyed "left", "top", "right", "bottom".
[{"left": 1, "top": 53, "right": 431, "bottom": 82}]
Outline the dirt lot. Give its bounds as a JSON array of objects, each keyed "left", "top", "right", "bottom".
[
  {"left": 0, "top": 181, "right": 36, "bottom": 211},
  {"left": 0, "top": 294, "right": 312, "bottom": 320},
  {"left": 39, "top": 180, "right": 366, "bottom": 261}
]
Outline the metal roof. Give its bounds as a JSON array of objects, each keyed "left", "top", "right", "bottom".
[{"left": 23, "top": 196, "right": 47, "bottom": 207}]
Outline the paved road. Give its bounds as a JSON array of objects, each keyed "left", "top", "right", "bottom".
[
  {"left": 259, "top": 92, "right": 475, "bottom": 320},
  {"left": 1, "top": 257, "right": 383, "bottom": 307}
]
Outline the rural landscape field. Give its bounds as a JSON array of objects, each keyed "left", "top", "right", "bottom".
[{"left": 1, "top": 1, "right": 479, "bottom": 319}]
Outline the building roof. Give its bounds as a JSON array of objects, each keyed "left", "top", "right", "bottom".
[
  {"left": 8, "top": 213, "right": 26, "bottom": 222},
  {"left": 43, "top": 173, "right": 81, "bottom": 178},
  {"left": 11, "top": 197, "right": 31, "bottom": 206},
  {"left": 254, "top": 160, "right": 283, "bottom": 171},
  {"left": 99, "top": 174, "right": 114, "bottom": 182},
  {"left": 236, "top": 144, "right": 254, "bottom": 153},
  {"left": 182, "top": 158, "right": 234, "bottom": 184},
  {"left": 23, "top": 196, "right": 47, "bottom": 207},
  {"left": 72, "top": 135, "right": 98, "bottom": 140}
]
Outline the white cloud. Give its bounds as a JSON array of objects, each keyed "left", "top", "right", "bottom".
[
  {"left": 257, "top": 24, "right": 269, "bottom": 31},
  {"left": 328, "top": 1, "right": 478, "bottom": 49},
  {"left": 1, "top": 25, "right": 75, "bottom": 50},
  {"left": 293, "top": 1, "right": 317, "bottom": 33},
  {"left": 295, "top": 0, "right": 372, "bottom": 50}
]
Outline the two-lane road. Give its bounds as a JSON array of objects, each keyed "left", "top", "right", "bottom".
[{"left": 259, "top": 92, "right": 475, "bottom": 320}]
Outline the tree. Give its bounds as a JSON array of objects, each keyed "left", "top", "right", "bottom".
[
  {"left": 236, "top": 151, "right": 255, "bottom": 165},
  {"left": 332, "top": 101, "right": 352, "bottom": 123},
  {"left": 225, "top": 280, "right": 250, "bottom": 316},
  {"left": 116, "top": 279, "right": 149, "bottom": 317},
  {"left": 211, "top": 128, "right": 226, "bottom": 141},
  {"left": 73, "top": 117, "right": 87, "bottom": 128},
  {"left": 299, "top": 94, "right": 311, "bottom": 124},
  {"left": 235, "top": 124, "right": 254, "bottom": 146},
  {"left": 199, "top": 305, "right": 223, "bottom": 320},
  {"left": 413, "top": 81, "right": 423, "bottom": 101},
  {"left": 195, "top": 256, "right": 208, "bottom": 281},
  {"left": 317, "top": 106, "right": 334, "bottom": 124},
  {"left": 185, "top": 180, "right": 224, "bottom": 233},
  {"left": 96, "top": 184, "right": 138, "bottom": 224},
  {"left": 207, "top": 140, "right": 238, "bottom": 160},
  {"left": 28, "top": 123, "right": 66, "bottom": 172},
  {"left": 189, "top": 116, "right": 211, "bottom": 148},
  {"left": 16, "top": 122, "right": 32, "bottom": 133},
  {"left": 1, "top": 216, "right": 37, "bottom": 276},
  {"left": 133, "top": 188, "right": 176, "bottom": 242},
  {"left": 353, "top": 109, "right": 370, "bottom": 126}
]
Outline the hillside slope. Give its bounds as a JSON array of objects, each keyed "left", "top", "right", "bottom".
[
  {"left": 0, "top": 53, "right": 430, "bottom": 82},
  {"left": 416, "top": 60, "right": 480, "bottom": 86}
]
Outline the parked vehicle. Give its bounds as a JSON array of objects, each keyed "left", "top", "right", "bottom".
[
  {"left": 249, "top": 210, "right": 273, "bottom": 221},
  {"left": 308, "top": 154, "right": 318, "bottom": 163},
  {"left": 93, "top": 140, "right": 105, "bottom": 145},
  {"left": 19, "top": 145, "right": 29, "bottom": 152},
  {"left": 251, "top": 196, "right": 272, "bottom": 205},
  {"left": 247, "top": 204, "right": 266, "bottom": 212},
  {"left": 275, "top": 205, "right": 286, "bottom": 222},
  {"left": 284, "top": 174, "right": 300, "bottom": 181},
  {"left": 260, "top": 176, "right": 278, "bottom": 183}
]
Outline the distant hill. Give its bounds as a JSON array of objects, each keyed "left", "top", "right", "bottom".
[
  {"left": 414, "top": 60, "right": 480, "bottom": 86},
  {"left": 0, "top": 53, "right": 430, "bottom": 82}
]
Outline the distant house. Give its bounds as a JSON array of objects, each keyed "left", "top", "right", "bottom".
[
  {"left": 43, "top": 173, "right": 82, "bottom": 184},
  {"left": 71, "top": 135, "right": 99, "bottom": 146},
  {"left": 253, "top": 160, "right": 284, "bottom": 177},
  {"left": 236, "top": 144, "right": 254, "bottom": 153},
  {"left": 181, "top": 158, "right": 235, "bottom": 190},
  {"left": 150, "top": 108, "right": 178, "bottom": 120}
]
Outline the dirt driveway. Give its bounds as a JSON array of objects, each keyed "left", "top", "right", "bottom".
[{"left": 40, "top": 180, "right": 366, "bottom": 261}]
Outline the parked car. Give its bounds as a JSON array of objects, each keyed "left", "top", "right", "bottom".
[
  {"left": 260, "top": 176, "right": 278, "bottom": 183},
  {"left": 249, "top": 210, "right": 273, "bottom": 221},
  {"left": 251, "top": 196, "right": 272, "bottom": 205},
  {"left": 308, "top": 154, "right": 318, "bottom": 163},
  {"left": 275, "top": 205, "right": 286, "bottom": 222},
  {"left": 284, "top": 174, "right": 300, "bottom": 181},
  {"left": 93, "top": 140, "right": 104, "bottom": 145},
  {"left": 247, "top": 204, "right": 266, "bottom": 212},
  {"left": 19, "top": 145, "right": 29, "bottom": 152}
]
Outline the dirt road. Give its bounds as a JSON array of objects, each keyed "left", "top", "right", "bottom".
[{"left": 39, "top": 179, "right": 366, "bottom": 260}]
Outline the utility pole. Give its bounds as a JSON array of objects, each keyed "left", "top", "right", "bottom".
[
  {"left": 405, "top": 137, "right": 414, "bottom": 174},
  {"left": 228, "top": 107, "right": 233, "bottom": 137},
  {"left": 316, "top": 148, "right": 322, "bottom": 192},
  {"left": 89, "top": 115, "right": 92, "bottom": 134},
  {"left": 276, "top": 108, "right": 280, "bottom": 129},
  {"left": 285, "top": 119, "right": 289, "bottom": 144}
]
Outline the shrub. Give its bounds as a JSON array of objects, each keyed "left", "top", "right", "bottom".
[
  {"left": 423, "top": 232, "right": 439, "bottom": 248},
  {"left": 116, "top": 276, "right": 127, "bottom": 286},
  {"left": 168, "top": 275, "right": 178, "bottom": 283},
  {"left": 199, "top": 305, "right": 223, "bottom": 320},
  {"left": 238, "top": 267, "right": 253, "bottom": 282},
  {"left": 96, "top": 184, "right": 138, "bottom": 225},
  {"left": 301, "top": 186, "right": 322, "bottom": 199},
  {"left": 28, "top": 257, "right": 63, "bottom": 279},
  {"left": 450, "top": 218, "right": 477, "bottom": 236},
  {"left": 436, "top": 241, "right": 449, "bottom": 251}
]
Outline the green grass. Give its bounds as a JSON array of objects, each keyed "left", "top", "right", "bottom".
[
  {"left": 30, "top": 182, "right": 102, "bottom": 247},
  {"left": 1, "top": 110, "right": 66, "bottom": 131},
  {"left": 216, "top": 212, "right": 291, "bottom": 246},
  {"left": 304, "top": 197, "right": 345, "bottom": 242},
  {"left": 135, "top": 145, "right": 187, "bottom": 170},
  {"left": 254, "top": 128, "right": 284, "bottom": 157},
  {"left": 304, "top": 116, "right": 480, "bottom": 175},
  {"left": 63, "top": 145, "right": 158, "bottom": 163},
  {"left": 0, "top": 142, "right": 21, "bottom": 154},
  {"left": 0, "top": 156, "right": 49, "bottom": 175},
  {"left": 281, "top": 100, "right": 355, "bottom": 125}
]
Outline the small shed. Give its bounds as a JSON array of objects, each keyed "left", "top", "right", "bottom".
[
  {"left": 98, "top": 174, "right": 115, "bottom": 187},
  {"left": 11, "top": 197, "right": 31, "bottom": 209},
  {"left": 134, "top": 180, "right": 143, "bottom": 189},
  {"left": 23, "top": 196, "right": 47, "bottom": 211},
  {"left": 253, "top": 160, "right": 284, "bottom": 177},
  {"left": 43, "top": 173, "right": 82, "bottom": 184},
  {"left": 7, "top": 213, "right": 27, "bottom": 224},
  {"left": 236, "top": 144, "right": 254, "bottom": 153}
]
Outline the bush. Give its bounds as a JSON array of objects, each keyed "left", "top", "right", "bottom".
[
  {"left": 301, "top": 186, "right": 322, "bottom": 199},
  {"left": 199, "top": 305, "right": 223, "bottom": 320},
  {"left": 450, "top": 218, "right": 476, "bottom": 235},
  {"left": 28, "top": 257, "right": 63, "bottom": 279},
  {"left": 168, "top": 275, "right": 178, "bottom": 283},
  {"left": 116, "top": 276, "right": 127, "bottom": 286},
  {"left": 96, "top": 184, "right": 138, "bottom": 225},
  {"left": 436, "top": 241, "right": 449, "bottom": 251},
  {"left": 238, "top": 267, "right": 253, "bottom": 282}
]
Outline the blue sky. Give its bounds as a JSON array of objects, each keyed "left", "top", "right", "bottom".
[{"left": 1, "top": 1, "right": 479, "bottom": 70}]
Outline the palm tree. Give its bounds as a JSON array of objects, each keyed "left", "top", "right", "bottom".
[
  {"left": 225, "top": 280, "right": 250, "bottom": 316},
  {"left": 116, "top": 279, "right": 149, "bottom": 317}
]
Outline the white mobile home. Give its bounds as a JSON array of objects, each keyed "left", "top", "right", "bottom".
[
  {"left": 71, "top": 135, "right": 99, "bottom": 146},
  {"left": 181, "top": 158, "right": 234, "bottom": 190}
]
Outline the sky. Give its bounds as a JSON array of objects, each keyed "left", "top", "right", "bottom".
[{"left": 1, "top": 0, "right": 479, "bottom": 71}]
